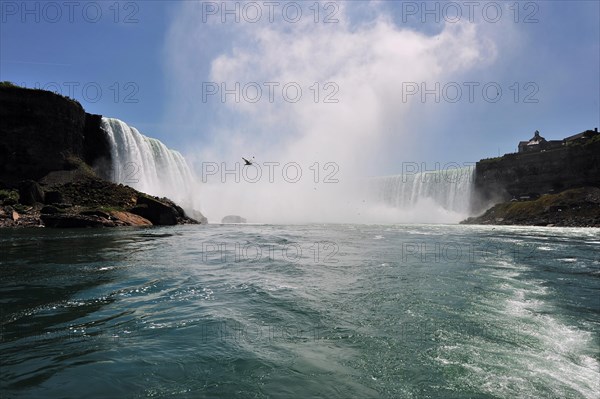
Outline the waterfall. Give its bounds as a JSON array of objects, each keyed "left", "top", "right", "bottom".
[
  {"left": 370, "top": 166, "right": 475, "bottom": 214},
  {"left": 100, "top": 117, "right": 197, "bottom": 210}
]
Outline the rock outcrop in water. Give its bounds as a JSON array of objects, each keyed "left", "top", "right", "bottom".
[
  {"left": 221, "top": 215, "right": 247, "bottom": 223},
  {"left": 0, "top": 83, "right": 205, "bottom": 228}
]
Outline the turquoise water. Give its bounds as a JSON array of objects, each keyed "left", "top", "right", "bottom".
[{"left": 1, "top": 224, "right": 599, "bottom": 398}]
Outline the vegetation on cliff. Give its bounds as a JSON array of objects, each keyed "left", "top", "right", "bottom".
[{"left": 462, "top": 187, "right": 600, "bottom": 227}]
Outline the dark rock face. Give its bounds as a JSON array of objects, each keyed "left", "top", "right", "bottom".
[
  {"left": 0, "top": 86, "right": 111, "bottom": 185},
  {"left": 79, "top": 209, "right": 112, "bottom": 219},
  {"left": 18, "top": 180, "right": 45, "bottom": 205},
  {"left": 130, "top": 195, "right": 179, "bottom": 226},
  {"left": 130, "top": 195, "right": 205, "bottom": 225},
  {"left": 40, "top": 205, "right": 62, "bottom": 214},
  {"left": 44, "top": 190, "right": 65, "bottom": 204},
  {"left": 83, "top": 113, "right": 112, "bottom": 168},
  {"left": 472, "top": 139, "right": 600, "bottom": 213}
]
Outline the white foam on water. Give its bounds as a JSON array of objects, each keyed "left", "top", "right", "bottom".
[
  {"left": 537, "top": 246, "right": 554, "bottom": 251},
  {"left": 558, "top": 258, "right": 578, "bottom": 263},
  {"left": 438, "top": 255, "right": 600, "bottom": 398}
]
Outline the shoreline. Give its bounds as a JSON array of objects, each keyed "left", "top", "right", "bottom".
[
  {"left": 461, "top": 187, "right": 600, "bottom": 228},
  {"left": 0, "top": 174, "right": 204, "bottom": 229}
]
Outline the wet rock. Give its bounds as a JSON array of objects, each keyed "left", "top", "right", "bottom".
[
  {"left": 130, "top": 196, "right": 178, "bottom": 226},
  {"left": 41, "top": 214, "right": 115, "bottom": 228},
  {"left": 79, "top": 209, "right": 112, "bottom": 219},
  {"left": 173, "top": 205, "right": 186, "bottom": 218},
  {"left": 1, "top": 206, "right": 19, "bottom": 221},
  {"left": 41, "top": 205, "right": 62, "bottom": 214},
  {"left": 109, "top": 211, "right": 152, "bottom": 226},
  {"left": 18, "top": 180, "right": 44, "bottom": 205},
  {"left": 7, "top": 206, "right": 19, "bottom": 221}
]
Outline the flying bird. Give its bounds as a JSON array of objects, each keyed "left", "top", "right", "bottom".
[{"left": 242, "top": 157, "right": 255, "bottom": 166}]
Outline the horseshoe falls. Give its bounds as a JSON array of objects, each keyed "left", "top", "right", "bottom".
[
  {"left": 198, "top": 166, "right": 477, "bottom": 224},
  {"left": 100, "top": 117, "right": 198, "bottom": 211},
  {"left": 366, "top": 166, "right": 476, "bottom": 223}
]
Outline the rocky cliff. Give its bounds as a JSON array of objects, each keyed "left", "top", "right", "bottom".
[
  {"left": 0, "top": 83, "right": 111, "bottom": 185},
  {"left": 471, "top": 136, "right": 600, "bottom": 213},
  {"left": 0, "top": 83, "right": 205, "bottom": 228},
  {"left": 462, "top": 186, "right": 600, "bottom": 227}
]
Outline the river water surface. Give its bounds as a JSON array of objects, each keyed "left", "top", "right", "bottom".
[{"left": 1, "top": 224, "right": 599, "bottom": 398}]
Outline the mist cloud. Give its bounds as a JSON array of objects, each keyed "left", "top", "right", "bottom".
[{"left": 163, "top": 2, "right": 500, "bottom": 223}]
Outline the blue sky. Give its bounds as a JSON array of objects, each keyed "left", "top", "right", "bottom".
[{"left": 1, "top": 1, "right": 599, "bottom": 174}]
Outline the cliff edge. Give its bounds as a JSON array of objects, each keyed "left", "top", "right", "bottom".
[
  {"left": 471, "top": 135, "right": 600, "bottom": 211},
  {"left": 465, "top": 130, "right": 600, "bottom": 227}
]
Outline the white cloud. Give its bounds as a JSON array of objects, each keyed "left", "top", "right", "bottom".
[{"left": 163, "top": 2, "right": 501, "bottom": 223}]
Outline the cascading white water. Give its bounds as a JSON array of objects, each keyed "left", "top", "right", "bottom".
[
  {"left": 99, "top": 117, "right": 475, "bottom": 223},
  {"left": 101, "top": 117, "right": 197, "bottom": 210},
  {"left": 370, "top": 166, "right": 475, "bottom": 215}
]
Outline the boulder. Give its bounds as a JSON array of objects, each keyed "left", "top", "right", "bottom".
[
  {"left": 18, "top": 180, "right": 44, "bottom": 205},
  {"left": 129, "top": 196, "right": 178, "bottom": 225},
  {"left": 109, "top": 211, "right": 152, "bottom": 226},
  {"left": 221, "top": 215, "right": 247, "bottom": 223},
  {"left": 79, "top": 209, "right": 112, "bottom": 219}
]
